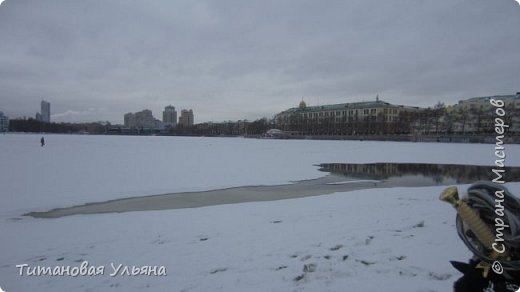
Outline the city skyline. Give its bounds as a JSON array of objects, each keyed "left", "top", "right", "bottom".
[
  {"left": 0, "top": 0, "right": 519, "bottom": 124},
  {"left": 4, "top": 92, "right": 520, "bottom": 127}
]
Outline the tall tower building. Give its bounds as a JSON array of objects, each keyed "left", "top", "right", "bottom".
[
  {"left": 0, "top": 111, "right": 9, "bottom": 132},
  {"left": 179, "top": 109, "right": 194, "bottom": 127},
  {"left": 163, "top": 105, "right": 177, "bottom": 127},
  {"left": 41, "top": 100, "right": 51, "bottom": 123}
]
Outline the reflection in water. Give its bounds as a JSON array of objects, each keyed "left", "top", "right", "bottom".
[
  {"left": 26, "top": 163, "right": 520, "bottom": 218},
  {"left": 319, "top": 163, "right": 520, "bottom": 184}
]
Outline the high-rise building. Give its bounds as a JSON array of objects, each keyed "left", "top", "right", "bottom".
[
  {"left": 124, "top": 112, "right": 137, "bottom": 128},
  {"left": 41, "top": 100, "right": 50, "bottom": 123},
  {"left": 134, "top": 109, "right": 156, "bottom": 129},
  {"left": 179, "top": 109, "right": 194, "bottom": 127},
  {"left": 163, "top": 105, "right": 177, "bottom": 127},
  {"left": 124, "top": 109, "right": 164, "bottom": 130},
  {"left": 0, "top": 111, "right": 9, "bottom": 132}
]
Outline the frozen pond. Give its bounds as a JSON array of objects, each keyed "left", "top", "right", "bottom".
[
  {"left": 3, "top": 134, "right": 518, "bottom": 216},
  {"left": 26, "top": 162, "right": 520, "bottom": 218},
  {"left": 3, "top": 134, "right": 520, "bottom": 292}
]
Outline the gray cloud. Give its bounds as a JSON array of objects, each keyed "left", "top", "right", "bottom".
[{"left": 0, "top": 0, "right": 519, "bottom": 123}]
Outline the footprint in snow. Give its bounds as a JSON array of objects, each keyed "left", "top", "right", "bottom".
[
  {"left": 27, "top": 256, "right": 47, "bottom": 262},
  {"left": 152, "top": 239, "right": 170, "bottom": 244},
  {"left": 210, "top": 268, "right": 227, "bottom": 274},
  {"left": 399, "top": 269, "right": 418, "bottom": 277},
  {"left": 293, "top": 263, "right": 318, "bottom": 282},
  {"left": 356, "top": 259, "right": 375, "bottom": 266},
  {"left": 303, "top": 263, "right": 317, "bottom": 273},
  {"left": 275, "top": 265, "right": 287, "bottom": 271},
  {"left": 300, "top": 255, "right": 312, "bottom": 261},
  {"left": 329, "top": 244, "right": 343, "bottom": 251},
  {"left": 412, "top": 221, "right": 425, "bottom": 228},
  {"left": 389, "top": 255, "right": 406, "bottom": 261},
  {"left": 428, "top": 272, "right": 452, "bottom": 281},
  {"left": 293, "top": 274, "right": 305, "bottom": 282}
]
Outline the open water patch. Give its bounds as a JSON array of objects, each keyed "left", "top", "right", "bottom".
[
  {"left": 26, "top": 163, "right": 520, "bottom": 218},
  {"left": 318, "top": 162, "right": 520, "bottom": 185}
]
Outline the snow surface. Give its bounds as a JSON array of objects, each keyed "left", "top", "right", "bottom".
[{"left": 1, "top": 134, "right": 519, "bottom": 292}]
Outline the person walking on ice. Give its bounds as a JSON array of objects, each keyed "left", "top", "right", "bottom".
[{"left": 40, "top": 136, "right": 45, "bottom": 147}]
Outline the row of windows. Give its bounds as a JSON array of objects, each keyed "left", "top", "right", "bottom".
[
  {"left": 286, "top": 109, "right": 398, "bottom": 119},
  {"left": 279, "top": 115, "right": 401, "bottom": 123},
  {"left": 297, "top": 108, "right": 400, "bottom": 119},
  {"left": 384, "top": 108, "right": 399, "bottom": 114}
]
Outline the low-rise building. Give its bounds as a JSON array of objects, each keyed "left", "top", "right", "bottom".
[
  {"left": 275, "top": 97, "right": 420, "bottom": 136},
  {"left": 447, "top": 93, "right": 520, "bottom": 112},
  {"left": 410, "top": 93, "right": 520, "bottom": 136}
]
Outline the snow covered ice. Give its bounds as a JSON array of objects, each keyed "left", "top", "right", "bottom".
[{"left": 1, "top": 134, "right": 519, "bottom": 291}]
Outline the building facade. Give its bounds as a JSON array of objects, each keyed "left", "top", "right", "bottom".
[
  {"left": 275, "top": 98, "right": 420, "bottom": 136},
  {"left": 179, "top": 109, "right": 194, "bottom": 127},
  {"left": 163, "top": 105, "right": 177, "bottom": 127},
  {"left": 411, "top": 93, "right": 520, "bottom": 136},
  {"left": 448, "top": 94, "right": 520, "bottom": 112},
  {"left": 0, "top": 111, "right": 9, "bottom": 132},
  {"left": 41, "top": 100, "right": 51, "bottom": 123},
  {"left": 447, "top": 94, "right": 520, "bottom": 135},
  {"left": 124, "top": 109, "right": 164, "bottom": 130}
]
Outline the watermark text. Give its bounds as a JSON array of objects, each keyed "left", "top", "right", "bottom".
[
  {"left": 490, "top": 98, "right": 510, "bottom": 274},
  {"left": 15, "top": 261, "right": 167, "bottom": 277}
]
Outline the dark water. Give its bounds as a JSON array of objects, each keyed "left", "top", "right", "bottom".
[
  {"left": 318, "top": 163, "right": 520, "bottom": 185},
  {"left": 26, "top": 163, "right": 520, "bottom": 218}
]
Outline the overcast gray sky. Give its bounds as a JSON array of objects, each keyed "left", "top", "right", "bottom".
[{"left": 0, "top": 0, "right": 519, "bottom": 124}]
